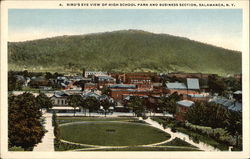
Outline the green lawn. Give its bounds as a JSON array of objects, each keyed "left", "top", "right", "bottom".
[
  {"left": 158, "top": 137, "right": 197, "bottom": 148},
  {"left": 82, "top": 146, "right": 201, "bottom": 151},
  {"left": 57, "top": 117, "right": 138, "bottom": 124},
  {"left": 54, "top": 140, "right": 92, "bottom": 151},
  {"left": 60, "top": 122, "right": 170, "bottom": 146}
]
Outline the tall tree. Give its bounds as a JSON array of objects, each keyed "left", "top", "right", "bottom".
[
  {"left": 208, "top": 75, "right": 226, "bottom": 95},
  {"left": 8, "top": 72, "right": 23, "bottom": 91},
  {"left": 100, "top": 98, "right": 114, "bottom": 117},
  {"left": 83, "top": 96, "right": 100, "bottom": 116},
  {"left": 186, "top": 101, "right": 230, "bottom": 128},
  {"left": 36, "top": 92, "right": 53, "bottom": 111},
  {"left": 159, "top": 92, "right": 180, "bottom": 115},
  {"left": 8, "top": 93, "right": 45, "bottom": 150},
  {"left": 128, "top": 96, "right": 145, "bottom": 117},
  {"left": 67, "top": 94, "right": 82, "bottom": 116}
]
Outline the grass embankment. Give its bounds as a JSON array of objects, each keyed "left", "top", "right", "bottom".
[
  {"left": 158, "top": 137, "right": 198, "bottom": 148},
  {"left": 151, "top": 117, "right": 230, "bottom": 151},
  {"left": 54, "top": 139, "right": 92, "bottom": 151},
  {"left": 60, "top": 122, "right": 170, "bottom": 146}
]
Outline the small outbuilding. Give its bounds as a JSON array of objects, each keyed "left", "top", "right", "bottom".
[{"left": 175, "top": 100, "right": 194, "bottom": 121}]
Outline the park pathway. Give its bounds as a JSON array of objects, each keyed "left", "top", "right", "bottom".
[
  {"left": 33, "top": 113, "right": 55, "bottom": 151},
  {"left": 143, "top": 117, "right": 220, "bottom": 151}
]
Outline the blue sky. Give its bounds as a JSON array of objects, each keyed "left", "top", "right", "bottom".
[{"left": 8, "top": 9, "right": 242, "bottom": 51}]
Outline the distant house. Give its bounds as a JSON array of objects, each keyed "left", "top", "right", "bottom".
[
  {"left": 51, "top": 91, "right": 69, "bottom": 106},
  {"left": 175, "top": 100, "right": 194, "bottom": 121},
  {"left": 50, "top": 91, "right": 80, "bottom": 113}
]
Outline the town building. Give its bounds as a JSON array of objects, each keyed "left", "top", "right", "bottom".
[
  {"left": 94, "top": 75, "right": 116, "bottom": 88},
  {"left": 84, "top": 71, "right": 107, "bottom": 78},
  {"left": 50, "top": 91, "right": 80, "bottom": 113},
  {"left": 124, "top": 72, "right": 156, "bottom": 89}
]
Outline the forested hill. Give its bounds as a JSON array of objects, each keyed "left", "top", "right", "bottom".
[{"left": 8, "top": 30, "right": 241, "bottom": 75}]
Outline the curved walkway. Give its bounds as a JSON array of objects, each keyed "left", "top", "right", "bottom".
[
  {"left": 33, "top": 113, "right": 55, "bottom": 151},
  {"left": 143, "top": 117, "right": 220, "bottom": 151}
]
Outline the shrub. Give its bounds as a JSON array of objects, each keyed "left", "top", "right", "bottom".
[{"left": 9, "top": 146, "right": 25, "bottom": 151}]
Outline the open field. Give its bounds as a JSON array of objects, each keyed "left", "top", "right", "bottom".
[{"left": 60, "top": 122, "right": 171, "bottom": 146}]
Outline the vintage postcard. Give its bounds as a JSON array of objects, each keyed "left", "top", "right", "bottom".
[{"left": 0, "top": 0, "right": 249, "bottom": 159}]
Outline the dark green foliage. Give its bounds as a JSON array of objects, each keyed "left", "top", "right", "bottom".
[
  {"left": 208, "top": 75, "right": 227, "bottom": 95},
  {"left": 52, "top": 111, "right": 57, "bottom": 127},
  {"left": 159, "top": 92, "right": 181, "bottom": 115},
  {"left": 101, "top": 87, "right": 110, "bottom": 96},
  {"left": 45, "top": 72, "right": 53, "bottom": 79},
  {"left": 52, "top": 111, "right": 61, "bottom": 143},
  {"left": 186, "top": 102, "right": 230, "bottom": 128},
  {"left": 127, "top": 96, "right": 146, "bottom": 117},
  {"left": 36, "top": 92, "right": 53, "bottom": 110},
  {"left": 67, "top": 94, "right": 82, "bottom": 116},
  {"left": 8, "top": 72, "right": 23, "bottom": 91},
  {"left": 8, "top": 146, "right": 25, "bottom": 151},
  {"left": 8, "top": 30, "right": 241, "bottom": 75},
  {"left": 223, "top": 77, "right": 242, "bottom": 93},
  {"left": 8, "top": 93, "right": 45, "bottom": 150},
  {"left": 226, "top": 111, "right": 242, "bottom": 136},
  {"left": 100, "top": 98, "right": 114, "bottom": 117},
  {"left": 82, "top": 96, "right": 100, "bottom": 116}
]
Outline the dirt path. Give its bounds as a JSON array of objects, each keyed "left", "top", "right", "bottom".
[
  {"left": 144, "top": 117, "right": 220, "bottom": 151},
  {"left": 33, "top": 113, "right": 55, "bottom": 151}
]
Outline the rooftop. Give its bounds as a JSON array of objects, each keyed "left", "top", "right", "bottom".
[
  {"left": 177, "top": 100, "right": 194, "bottom": 107},
  {"left": 108, "top": 84, "right": 136, "bottom": 89},
  {"left": 209, "top": 96, "right": 242, "bottom": 112},
  {"left": 166, "top": 82, "right": 187, "bottom": 90},
  {"left": 187, "top": 78, "right": 200, "bottom": 90}
]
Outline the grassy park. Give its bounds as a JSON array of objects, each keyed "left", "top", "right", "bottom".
[
  {"left": 54, "top": 116, "right": 201, "bottom": 151},
  {"left": 60, "top": 122, "right": 170, "bottom": 146}
]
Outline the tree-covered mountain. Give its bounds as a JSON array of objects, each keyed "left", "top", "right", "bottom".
[{"left": 8, "top": 30, "right": 241, "bottom": 75}]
